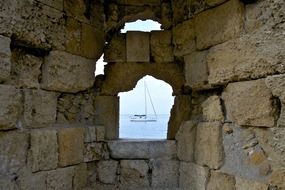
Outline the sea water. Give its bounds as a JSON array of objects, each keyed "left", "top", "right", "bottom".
[{"left": 119, "top": 114, "right": 170, "bottom": 139}]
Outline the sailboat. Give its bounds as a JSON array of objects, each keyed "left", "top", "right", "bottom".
[{"left": 130, "top": 80, "right": 157, "bottom": 122}]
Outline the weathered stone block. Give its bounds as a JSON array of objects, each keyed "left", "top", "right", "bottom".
[
  {"left": 206, "top": 0, "right": 228, "bottom": 6},
  {"left": 126, "top": 32, "right": 150, "bottom": 62},
  {"left": 168, "top": 95, "right": 192, "bottom": 139},
  {"left": 84, "top": 142, "right": 106, "bottom": 162},
  {"left": 24, "top": 89, "right": 58, "bottom": 128},
  {"left": 96, "top": 125, "right": 105, "bottom": 141},
  {"left": 74, "top": 163, "right": 88, "bottom": 190},
  {"left": 37, "top": 0, "right": 63, "bottom": 10},
  {"left": 10, "top": 51, "right": 42, "bottom": 88},
  {"left": 119, "top": 160, "right": 149, "bottom": 188},
  {"left": 0, "top": 176, "right": 18, "bottom": 190},
  {"left": 58, "top": 127, "right": 84, "bottom": 167},
  {"left": 173, "top": 19, "right": 196, "bottom": 57},
  {"left": 207, "top": 171, "right": 236, "bottom": 190},
  {"left": 97, "top": 160, "right": 118, "bottom": 184},
  {"left": 0, "top": 35, "right": 11, "bottom": 82},
  {"left": 152, "top": 160, "right": 179, "bottom": 188},
  {"left": 201, "top": 95, "right": 224, "bottom": 122},
  {"left": 150, "top": 30, "right": 173, "bottom": 63},
  {"left": 195, "top": 122, "right": 224, "bottom": 169},
  {"left": 94, "top": 96, "right": 118, "bottom": 140},
  {"left": 47, "top": 167, "right": 74, "bottom": 190},
  {"left": 0, "top": 131, "right": 28, "bottom": 175},
  {"left": 175, "top": 121, "right": 196, "bottom": 161},
  {"left": 63, "top": 0, "right": 87, "bottom": 23},
  {"left": 18, "top": 171, "right": 47, "bottom": 190},
  {"left": 41, "top": 51, "right": 96, "bottom": 93},
  {"left": 222, "top": 79, "right": 276, "bottom": 127},
  {"left": 29, "top": 129, "right": 58, "bottom": 172},
  {"left": 0, "top": 85, "right": 22, "bottom": 130},
  {"left": 117, "top": 0, "right": 160, "bottom": 6},
  {"left": 179, "top": 162, "right": 209, "bottom": 190},
  {"left": 104, "top": 34, "right": 126, "bottom": 62},
  {"left": 108, "top": 140, "right": 176, "bottom": 159},
  {"left": 184, "top": 50, "right": 209, "bottom": 90},
  {"left": 195, "top": 0, "right": 244, "bottom": 50},
  {"left": 207, "top": 32, "right": 285, "bottom": 85},
  {"left": 235, "top": 177, "right": 268, "bottom": 190}
]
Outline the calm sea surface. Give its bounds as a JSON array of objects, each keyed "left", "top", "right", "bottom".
[{"left": 119, "top": 114, "right": 170, "bottom": 139}]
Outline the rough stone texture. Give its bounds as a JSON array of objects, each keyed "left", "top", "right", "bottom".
[
  {"left": 117, "top": 0, "right": 160, "bottom": 6},
  {"left": 207, "top": 31, "right": 285, "bottom": 86},
  {"left": 58, "top": 127, "right": 84, "bottom": 167},
  {"left": 179, "top": 162, "right": 209, "bottom": 190},
  {"left": 23, "top": 89, "right": 58, "bottom": 128},
  {"left": 104, "top": 34, "right": 126, "bottom": 62},
  {"left": 0, "top": 176, "right": 18, "bottom": 190},
  {"left": 168, "top": 95, "right": 192, "bottom": 139},
  {"left": 84, "top": 142, "right": 108, "bottom": 162},
  {"left": 150, "top": 30, "right": 173, "bottom": 63},
  {"left": 0, "top": 131, "right": 28, "bottom": 175},
  {"left": 207, "top": 171, "right": 236, "bottom": 190},
  {"left": 101, "top": 62, "right": 184, "bottom": 96},
  {"left": 173, "top": 19, "right": 196, "bottom": 58},
  {"left": 152, "top": 160, "right": 179, "bottom": 188},
  {"left": 175, "top": 121, "right": 196, "bottom": 161},
  {"left": 201, "top": 95, "right": 224, "bottom": 122},
  {"left": 84, "top": 126, "right": 97, "bottom": 143},
  {"left": 0, "top": 35, "right": 11, "bottom": 82},
  {"left": 73, "top": 163, "right": 88, "bottom": 190},
  {"left": 195, "top": 122, "right": 224, "bottom": 169},
  {"left": 108, "top": 140, "right": 176, "bottom": 160},
  {"left": 126, "top": 32, "right": 150, "bottom": 62},
  {"left": 17, "top": 170, "right": 47, "bottom": 190},
  {"left": 47, "top": 167, "right": 74, "bottom": 190},
  {"left": 97, "top": 160, "right": 118, "bottom": 184},
  {"left": 195, "top": 0, "right": 244, "bottom": 50},
  {"left": 10, "top": 50, "right": 42, "bottom": 88},
  {"left": 94, "top": 96, "right": 119, "bottom": 140},
  {"left": 29, "top": 129, "right": 58, "bottom": 172},
  {"left": 0, "top": 85, "right": 22, "bottom": 130},
  {"left": 266, "top": 74, "right": 285, "bottom": 127},
  {"left": 119, "top": 160, "right": 149, "bottom": 188},
  {"left": 235, "top": 177, "right": 268, "bottom": 190},
  {"left": 41, "top": 51, "right": 96, "bottom": 93},
  {"left": 184, "top": 50, "right": 209, "bottom": 90},
  {"left": 222, "top": 79, "right": 276, "bottom": 127}
]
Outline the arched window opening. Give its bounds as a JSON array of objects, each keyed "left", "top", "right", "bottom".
[
  {"left": 95, "top": 54, "right": 107, "bottom": 76},
  {"left": 119, "top": 75, "right": 174, "bottom": 139},
  {"left": 121, "top": 19, "right": 162, "bottom": 33}
]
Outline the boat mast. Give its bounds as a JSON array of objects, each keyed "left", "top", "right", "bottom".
[
  {"left": 145, "top": 81, "right": 157, "bottom": 118},
  {"left": 144, "top": 80, "right": 147, "bottom": 117}
]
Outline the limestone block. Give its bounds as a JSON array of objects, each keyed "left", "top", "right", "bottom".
[
  {"left": 94, "top": 96, "right": 118, "bottom": 140},
  {"left": 0, "top": 131, "right": 28, "bottom": 175},
  {"left": 151, "top": 160, "right": 179, "bottom": 188},
  {"left": 37, "top": 0, "right": 63, "bottom": 10},
  {"left": 41, "top": 51, "right": 96, "bottom": 93},
  {"left": 63, "top": 0, "right": 87, "bottom": 23},
  {"left": 108, "top": 140, "right": 176, "bottom": 160},
  {"left": 266, "top": 74, "right": 285, "bottom": 127},
  {"left": 195, "top": 122, "right": 224, "bottom": 169},
  {"left": 23, "top": 89, "right": 58, "bottom": 128},
  {"left": 65, "top": 17, "right": 82, "bottom": 56},
  {"left": 235, "top": 177, "right": 268, "bottom": 190},
  {"left": 58, "top": 127, "right": 84, "bottom": 167},
  {"left": 119, "top": 160, "right": 149, "bottom": 188},
  {"left": 104, "top": 34, "right": 126, "bottom": 62},
  {"left": 117, "top": 0, "right": 160, "bottom": 6},
  {"left": 96, "top": 125, "right": 105, "bottom": 141},
  {"left": 126, "top": 32, "right": 150, "bottom": 62},
  {"left": 201, "top": 95, "right": 224, "bottom": 122},
  {"left": 207, "top": 31, "right": 285, "bottom": 85},
  {"left": 175, "top": 121, "right": 196, "bottom": 161},
  {"left": 150, "top": 30, "right": 173, "bottom": 63},
  {"left": 222, "top": 79, "right": 276, "bottom": 127},
  {"left": 84, "top": 126, "right": 98, "bottom": 143},
  {"left": 0, "top": 85, "right": 22, "bottom": 130},
  {"left": 29, "top": 129, "right": 58, "bottom": 172},
  {"left": 168, "top": 95, "right": 192, "bottom": 139},
  {"left": 84, "top": 142, "right": 106, "bottom": 162},
  {"left": 97, "top": 160, "right": 118, "bottom": 184},
  {"left": 173, "top": 19, "right": 196, "bottom": 57},
  {"left": 206, "top": 0, "right": 228, "bottom": 6},
  {"left": 195, "top": 0, "right": 244, "bottom": 50},
  {"left": 17, "top": 171, "right": 47, "bottom": 190},
  {"left": 179, "top": 162, "right": 209, "bottom": 190},
  {"left": 73, "top": 163, "right": 88, "bottom": 190},
  {"left": 270, "top": 169, "right": 285, "bottom": 188},
  {"left": 47, "top": 167, "right": 74, "bottom": 190},
  {"left": 207, "top": 171, "right": 235, "bottom": 190},
  {"left": 184, "top": 50, "right": 209, "bottom": 90},
  {"left": 10, "top": 51, "right": 42, "bottom": 88},
  {"left": 0, "top": 176, "right": 18, "bottom": 190},
  {"left": 0, "top": 35, "right": 11, "bottom": 82}
]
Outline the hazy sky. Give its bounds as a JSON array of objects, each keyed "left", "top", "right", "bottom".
[{"left": 96, "top": 20, "right": 175, "bottom": 115}]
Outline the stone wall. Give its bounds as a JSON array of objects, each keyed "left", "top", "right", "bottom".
[{"left": 0, "top": 0, "right": 284, "bottom": 189}]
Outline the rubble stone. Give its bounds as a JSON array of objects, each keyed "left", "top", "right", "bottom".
[{"left": 126, "top": 32, "right": 150, "bottom": 62}]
